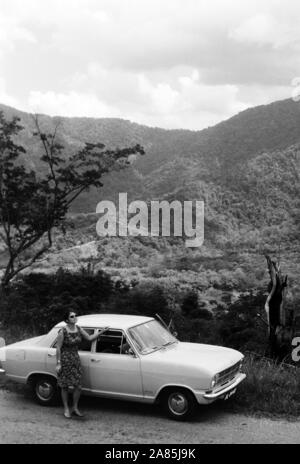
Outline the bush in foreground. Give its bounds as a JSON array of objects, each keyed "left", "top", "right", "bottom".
[
  {"left": 0, "top": 268, "right": 114, "bottom": 333},
  {"left": 231, "top": 354, "right": 300, "bottom": 416}
]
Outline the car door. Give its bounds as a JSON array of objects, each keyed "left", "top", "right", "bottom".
[
  {"left": 89, "top": 329, "right": 143, "bottom": 399},
  {"left": 46, "top": 328, "right": 95, "bottom": 391}
]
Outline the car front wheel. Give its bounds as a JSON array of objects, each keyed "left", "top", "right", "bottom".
[
  {"left": 162, "top": 388, "right": 197, "bottom": 421},
  {"left": 30, "top": 376, "right": 59, "bottom": 406}
]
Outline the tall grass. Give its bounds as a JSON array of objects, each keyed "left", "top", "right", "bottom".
[{"left": 232, "top": 354, "right": 300, "bottom": 416}]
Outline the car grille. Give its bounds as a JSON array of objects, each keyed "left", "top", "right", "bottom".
[{"left": 216, "top": 362, "right": 240, "bottom": 387}]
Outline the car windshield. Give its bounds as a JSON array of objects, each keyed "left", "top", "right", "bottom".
[{"left": 128, "top": 320, "right": 178, "bottom": 354}]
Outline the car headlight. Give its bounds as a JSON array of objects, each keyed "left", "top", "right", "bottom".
[
  {"left": 211, "top": 372, "right": 221, "bottom": 388},
  {"left": 211, "top": 374, "right": 217, "bottom": 388}
]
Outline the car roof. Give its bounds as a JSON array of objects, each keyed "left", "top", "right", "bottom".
[{"left": 55, "top": 314, "right": 154, "bottom": 330}]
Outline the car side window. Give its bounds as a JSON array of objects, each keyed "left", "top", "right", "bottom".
[
  {"left": 78, "top": 328, "right": 94, "bottom": 352},
  {"left": 96, "top": 330, "right": 124, "bottom": 354}
]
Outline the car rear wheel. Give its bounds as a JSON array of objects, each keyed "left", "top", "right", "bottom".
[
  {"left": 162, "top": 388, "right": 197, "bottom": 421},
  {"left": 30, "top": 376, "right": 59, "bottom": 406}
]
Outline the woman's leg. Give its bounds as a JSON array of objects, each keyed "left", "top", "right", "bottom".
[
  {"left": 61, "top": 388, "right": 70, "bottom": 416},
  {"left": 72, "top": 387, "right": 83, "bottom": 415}
]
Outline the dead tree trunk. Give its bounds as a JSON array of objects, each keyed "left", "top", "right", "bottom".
[{"left": 264, "top": 255, "right": 291, "bottom": 360}]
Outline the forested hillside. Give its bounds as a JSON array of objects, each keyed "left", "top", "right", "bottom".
[{"left": 0, "top": 99, "right": 299, "bottom": 312}]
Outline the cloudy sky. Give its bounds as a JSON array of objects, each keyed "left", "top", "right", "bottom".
[{"left": 0, "top": 0, "right": 299, "bottom": 130}]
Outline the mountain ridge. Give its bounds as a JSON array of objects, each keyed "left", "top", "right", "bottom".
[{"left": 2, "top": 98, "right": 300, "bottom": 177}]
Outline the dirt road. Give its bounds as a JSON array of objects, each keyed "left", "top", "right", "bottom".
[{"left": 0, "top": 382, "right": 299, "bottom": 444}]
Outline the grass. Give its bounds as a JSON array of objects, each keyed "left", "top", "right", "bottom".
[{"left": 227, "top": 354, "right": 300, "bottom": 417}]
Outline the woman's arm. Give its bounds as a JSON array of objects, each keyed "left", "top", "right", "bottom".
[
  {"left": 78, "top": 326, "right": 110, "bottom": 342},
  {"left": 56, "top": 329, "right": 64, "bottom": 373}
]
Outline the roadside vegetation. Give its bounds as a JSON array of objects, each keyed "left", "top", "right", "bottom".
[
  {"left": 226, "top": 354, "right": 300, "bottom": 417},
  {"left": 0, "top": 267, "right": 267, "bottom": 348}
]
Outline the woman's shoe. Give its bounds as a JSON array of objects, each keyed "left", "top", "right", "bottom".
[
  {"left": 64, "top": 410, "right": 71, "bottom": 419},
  {"left": 72, "top": 408, "right": 84, "bottom": 417}
]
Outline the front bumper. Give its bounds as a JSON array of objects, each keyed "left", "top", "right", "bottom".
[{"left": 203, "top": 373, "right": 246, "bottom": 400}]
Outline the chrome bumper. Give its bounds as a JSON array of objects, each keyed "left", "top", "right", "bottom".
[{"left": 203, "top": 373, "right": 246, "bottom": 400}]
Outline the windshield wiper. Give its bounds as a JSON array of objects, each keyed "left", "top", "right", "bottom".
[
  {"left": 162, "top": 341, "right": 177, "bottom": 347},
  {"left": 142, "top": 343, "right": 174, "bottom": 354},
  {"left": 141, "top": 346, "right": 160, "bottom": 354}
]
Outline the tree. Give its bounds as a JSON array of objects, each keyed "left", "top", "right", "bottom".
[
  {"left": 181, "top": 291, "right": 198, "bottom": 317},
  {"left": 0, "top": 112, "right": 144, "bottom": 288},
  {"left": 217, "top": 291, "right": 267, "bottom": 352},
  {"left": 264, "top": 255, "right": 291, "bottom": 360}
]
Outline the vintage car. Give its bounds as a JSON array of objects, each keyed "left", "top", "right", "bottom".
[{"left": 0, "top": 314, "right": 246, "bottom": 420}]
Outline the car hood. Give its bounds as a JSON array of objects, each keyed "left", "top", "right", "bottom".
[{"left": 145, "top": 342, "right": 243, "bottom": 375}]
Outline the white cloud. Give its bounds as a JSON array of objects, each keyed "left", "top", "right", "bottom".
[
  {"left": 230, "top": 13, "right": 300, "bottom": 49},
  {"left": 59, "top": 64, "right": 249, "bottom": 129},
  {"left": 21, "top": 67, "right": 249, "bottom": 130},
  {"left": 0, "top": 77, "right": 18, "bottom": 107},
  {"left": 132, "top": 70, "right": 248, "bottom": 129},
  {"left": 138, "top": 75, "right": 179, "bottom": 115},
  {"left": 27, "top": 90, "right": 120, "bottom": 118},
  {"left": 0, "top": 0, "right": 300, "bottom": 129},
  {"left": 0, "top": 15, "right": 36, "bottom": 57},
  {"left": 15, "top": 62, "right": 292, "bottom": 130}
]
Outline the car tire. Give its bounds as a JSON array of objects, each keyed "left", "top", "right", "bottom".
[
  {"left": 30, "top": 375, "right": 60, "bottom": 406},
  {"left": 161, "top": 388, "right": 197, "bottom": 421}
]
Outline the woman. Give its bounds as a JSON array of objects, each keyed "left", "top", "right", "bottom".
[{"left": 56, "top": 310, "right": 109, "bottom": 418}]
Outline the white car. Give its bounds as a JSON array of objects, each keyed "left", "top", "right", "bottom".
[{"left": 0, "top": 314, "right": 246, "bottom": 420}]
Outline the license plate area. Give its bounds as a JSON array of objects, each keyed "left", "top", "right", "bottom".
[{"left": 223, "top": 388, "right": 236, "bottom": 400}]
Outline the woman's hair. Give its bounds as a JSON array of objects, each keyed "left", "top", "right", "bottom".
[{"left": 63, "top": 310, "right": 74, "bottom": 323}]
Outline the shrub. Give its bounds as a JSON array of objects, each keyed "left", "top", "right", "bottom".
[
  {"left": 106, "top": 283, "right": 171, "bottom": 321},
  {"left": 216, "top": 291, "right": 267, "bottom": 353},
  {"left": 231, "top": 354, "right": 300, "bottom": 416},
  {"left": 0, "top": 268, "right": 114, "bottom": 333},
  {"left": 181, "top": 291, "right": 198, "bottom": 317}
]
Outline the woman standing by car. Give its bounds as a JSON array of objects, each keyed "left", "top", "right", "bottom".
[{"left": 56, "top": 310, "right": 109, "bottom": 418}]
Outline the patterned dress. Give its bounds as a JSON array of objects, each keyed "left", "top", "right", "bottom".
[{"left": 57, "top": 326, "right": 83, "bottom": 389}]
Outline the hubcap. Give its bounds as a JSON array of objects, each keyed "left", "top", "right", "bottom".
[
  {"left": 36, "top": 381, "right": 53, "bottom": 401},
  {"left": 168, "top": 392, "right": 188, "bottom": 415}
]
